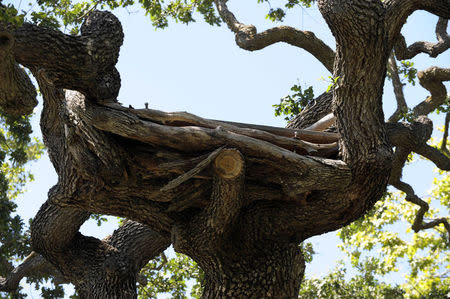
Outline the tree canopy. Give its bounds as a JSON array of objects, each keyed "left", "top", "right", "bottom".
[{"left": 0, "top": 0, "right": 449, "bottom": 298}]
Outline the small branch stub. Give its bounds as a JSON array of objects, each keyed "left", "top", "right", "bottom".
[{"left": 213, "top": 149, "right": 244, "bottom": 179}]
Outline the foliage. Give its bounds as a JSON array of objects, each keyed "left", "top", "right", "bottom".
[
  {"left": 337, "top": 184, "right": 449, "bottom": 298},
  {"left": 257, "top": 0, "right": 315, "bottom": 22},
  {"left": 397, "top": 60, "right": 417, "bottom": 86},
  {"left": 387, "top": 60, "right": 417, "bottom": 86},
  {"left": 273, "top": 84, "right": 314, "bottom": 121},
  {"left": 299, "top": 261, "right": 405, "bottom": 299},
  {"left": 0, "top": 113, "right": 45, "bottom": 299},
  {"left": 138, "top": 252, "right": 203, "bottom": 299}
]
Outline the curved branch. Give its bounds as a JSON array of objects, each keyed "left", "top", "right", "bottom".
[
  {"left": 413, "top": 66, "right": 450, "bottom": 117},
  {"left": 388, "top": 144, "right": 450, "bottom": 240},
  {"left": 0, "top": 252, "right": 66, "bottom": 292},
  {"left": 213, "top": 0, "right": 335, "bottom": 72},
  {"left": 394, "top": 18, "right": 450, "bottom": 60},
  {"left": 387, "top": 117, "right": 450, "bottom": 170},
  {"left": 385, "top": 0, "right": 450, "bottom": 46},
  {"left": 391, "top": 180, "right": 450, "bottom": 240},
  {"left": 414, "top": 143, "right": 450, "bottom": 170},
  {"left": 105, "top": 220, "right": 171, "bottom": 270}
]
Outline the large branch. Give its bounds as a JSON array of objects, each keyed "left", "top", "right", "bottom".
[
  {"left": 387, "top": 116, "right": 450, "bottom": 171},
  {"left": 394, "top": 18, "right": 450, "bottom": 60},
  {"left": 213, "top": 0, "right": 335, "bottom": 72},
  {"left": 30, "top": 191, "right": 170, "bottom": 294},
  {"left": 4, "top": 10, "right": 123, "bottom": 102}
]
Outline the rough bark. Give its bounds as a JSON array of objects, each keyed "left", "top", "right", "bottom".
[{"left": 1, "top": 0, "right": 449, "bottom": 298}]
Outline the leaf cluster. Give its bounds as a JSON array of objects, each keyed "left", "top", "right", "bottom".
[
  {"left": 273, "top": 84, "right": 314, "bottom": 121},
  {"left": 0, "top": 113, "right": 44, "bottom": 299},
  {"left": 257, "top": 0, "right": 315, "bottom": 22},
  {"left": 138, "top": 252, "right": 203, "bottom": 299}
]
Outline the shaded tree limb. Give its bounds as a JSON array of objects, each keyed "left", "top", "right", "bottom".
[
  {"left": 413, "top": 66, "right": 450, "bottom": 117},
  {"left": 5, "top": 10, "right": 123, "bottom": 103},
  {"left": 387, "top": 52, "right": 408, "bottom": 123},
  {"left": 394, "top": 18, "right": 450, "bottom": 60},
  {"left": 213, "top": 0, "right": 335, "bottom": 72},
  {"left": 87, "top": 103, "right": 350, "bottom": 193},
  {"left": 0, "top": 251, "right": 66, "bottom": 292}
]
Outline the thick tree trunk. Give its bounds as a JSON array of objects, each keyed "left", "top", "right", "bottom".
[{"left": 2, "top": 0, "right": 449, "bottom": 297}]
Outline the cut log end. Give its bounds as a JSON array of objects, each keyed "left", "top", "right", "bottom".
[{"left": 213, "top": 149, "right": 244, "bottom": 179}]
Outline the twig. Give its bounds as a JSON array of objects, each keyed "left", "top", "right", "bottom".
[{"left": 160, "top": 147, "right": 224, "bottom": 192}]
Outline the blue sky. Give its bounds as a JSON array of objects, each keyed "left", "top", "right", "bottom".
[{"left": 8, "top": 1, "right": 449, "bottom": 297}]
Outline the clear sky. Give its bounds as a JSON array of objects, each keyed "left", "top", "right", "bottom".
[{"left": 9, "top": 1, "right": 449, "bottom": 297}]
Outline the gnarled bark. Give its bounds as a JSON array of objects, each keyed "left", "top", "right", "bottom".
[{"left": 1, "top": 0, "right": 449, "bottom": 297}]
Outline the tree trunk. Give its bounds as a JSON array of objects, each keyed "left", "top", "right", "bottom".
[
  {"left": 198, "top": 244, "right": 305, "bottom": 298},
  {"left": 2, "top": 0, "right": 449, "bottom": 297}
]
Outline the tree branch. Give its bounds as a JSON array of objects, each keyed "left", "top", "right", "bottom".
[
  {"left": 4, "top": 10, "right": 123, "bottom": 102},
  {"left": 385, "top": 0, "right": 450, "bottom": 47},
  {"left": 0, "top": 252, "right": 66, "bottom": 292},
  {"left": 413, "top": 66, "right": 450, "bottom": 117},
  {"left": 386, "top": 117, "right": 450, "bottom": 170},
  {"left": 394, "top": 18, "right": 450, "bottom": 60},
  {"left": 389, "top": 134, "right": 450, "bottom": 241},
  {"left": 387, "top": 52, "right": 408, "bottom": 122},
  {"left": 414, "top": 143, "right": 450, "bottom": 171},
  {"left": 213, "top": 0, "right": 335, "bottom": 72},
  {"left": 105, "top": 220, "right": 171, "bottom": 270},
  {"left": 87, "top": 104, "right": 350, "bottom": 193},
  {"left": 391, "top": 180, "right": 450, "bottom": 240},
  {"left": 206, "top": 149, "right": 245, "bottom": 235}
]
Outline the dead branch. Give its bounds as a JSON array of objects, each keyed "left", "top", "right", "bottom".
[
  {"left": 104, "top": 103, "right": 339, "bottom": 146},
  {"left": 442, "top": 112, "right": 450, "bottom": 155},
  {"left": 88, "top": 104, "right": 350, "bottom": 193}
]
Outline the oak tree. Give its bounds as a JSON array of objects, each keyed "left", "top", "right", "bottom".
[{"left": 0, "top": 0, "right": 449, "bottom": 298}]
